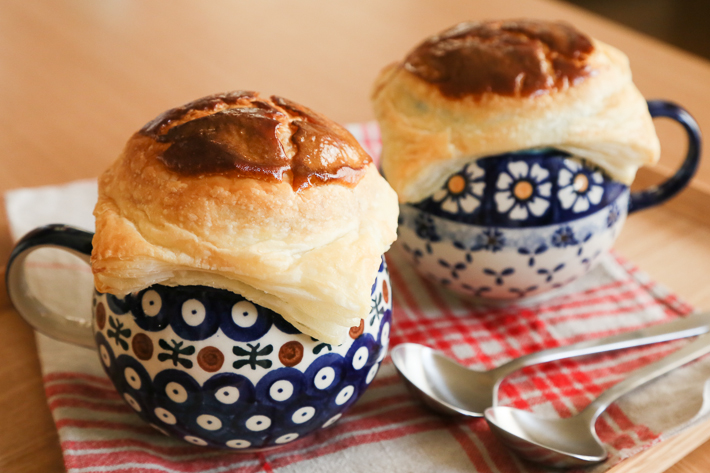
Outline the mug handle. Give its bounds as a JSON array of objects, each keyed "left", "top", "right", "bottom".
[
  {"left": 628, "top": 100, "right": 702, "bottom": 213},
  {"left": 5, "top": 224, "right": 96, "bottom": 349}
]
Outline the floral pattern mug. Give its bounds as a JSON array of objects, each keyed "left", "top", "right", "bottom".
[{"left": 397, "top": 100, "right": 701, "bottom": 299}]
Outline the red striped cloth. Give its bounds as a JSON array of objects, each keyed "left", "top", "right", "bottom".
[{"left": 6, "top": 122, "right": 709, "bottom": 473}]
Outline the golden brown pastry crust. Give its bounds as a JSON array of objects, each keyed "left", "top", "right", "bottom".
[
  {"left": 403, "top": 19, "right": 595, "bottom": 99},
  {"left": 92, "top": 92, "right": 399, "bottom": 344},
  {"left": 372, "top": 20, "right": 660, "bottom": 203}
]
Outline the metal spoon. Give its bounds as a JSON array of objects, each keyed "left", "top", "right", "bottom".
[
  {"left": 485, "top": 332, "right": 710, "bottom": 467},
  {"left": 391, "top": 312, "right": 710, "bottom": 417}
]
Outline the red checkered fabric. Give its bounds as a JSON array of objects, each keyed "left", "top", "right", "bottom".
[{"left": 12, "top": 123, "right": 704, "bottom": 473}]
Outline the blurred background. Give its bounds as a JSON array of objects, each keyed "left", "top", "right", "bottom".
[
  {"left": 1, "top": 0, "right": 708, "bottom": 197},
  {"left": 564, "top": 0, "right": 710, "bottom": 60}
]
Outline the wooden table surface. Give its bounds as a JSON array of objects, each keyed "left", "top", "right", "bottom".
[{"left": 2, "top": 1, "right": 710, "bottom": 472}]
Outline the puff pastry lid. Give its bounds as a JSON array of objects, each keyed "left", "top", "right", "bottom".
[
  {"left": 92, "top": 91, "right": 399, "bottom": 344},
  {"left": 372, "top": 19, "right": 660, "bottom": 203}
]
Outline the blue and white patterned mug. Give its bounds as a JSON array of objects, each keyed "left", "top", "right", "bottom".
[
  {"left": 397, "top": 100, "right": 701, "bottom": 299},
  {"left": 5, "top": 225, "right": 392, "bottom": 450}
]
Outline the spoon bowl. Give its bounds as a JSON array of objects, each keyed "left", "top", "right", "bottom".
[
  {"left": 485, "top": 407, "right": 606, "bottom": 468},
  {"left": 391, "top": 313, "right": 710, "bottom": 417},
  {"left": 391, "top": 343, "right": 497, "bottom": 416},
  {"left": 484, "top": 332, "right": 710, "bottom": 467}
]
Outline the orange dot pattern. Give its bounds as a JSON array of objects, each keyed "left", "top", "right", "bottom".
[
  {"left": 132, "top": 333, "right": 154, "bottom": 360},
  {"left": 279, "top": 341, "right": 304, "bottom": 367},
  {"left": 95, "top": 302, "right": 106, "bottom": 330},
  {"left": 197, "top": 346, "right": 225, "bottom": 372}
]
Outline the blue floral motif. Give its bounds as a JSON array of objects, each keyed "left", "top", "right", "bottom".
[
  {"left": 482, "top": 267, "right": 515, "bottom": 286},
  {"left": 551, "top": 226, "right": 578, "bottom": 248},
  {"left": 431, "top": 162, "right": 485, "bottom": 215},
  {"left": 395, "top": 148, "right": 637, "bottom": 302},
  {"left": 158, "top": 339, "right": 194, "bottom": 368},
  {"left": 232, "top": 343, "right": 274, "bottom": 370},
  {"left": 495, "top": 160, "right": 552, "bottom": 220},
  {"left": 438, "top": 258, "right": 467, "bottom": 280},
  {"left": 414, "top": 212, "right": 440, "bottom": 242},
  {"left": 107, "top": 316, "right": 131, "bottom": 350},
  {"left": 517, "top": 244, "right": 548, "bottom": 267},
  {"left": 409, "top": 149, "right": 627, "bottom": 228},
  {"left": 558, "top": 159, "right": 605, "bottom": 213},
  {"left": 471, "top": 228, "right": 506, "bottom": 252},
  {"left": 537, "top": 263, "right": 566, "bottom": 282}
]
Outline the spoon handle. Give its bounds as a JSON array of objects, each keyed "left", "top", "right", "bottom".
[
  {"left": 493, "top": 312, "right": 710, "bottom": 379},
  {"left": 582, "top": 332, "right": 710, "bottom": 423}
]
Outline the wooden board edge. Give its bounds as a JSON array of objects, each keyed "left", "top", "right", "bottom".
[{"left": 608, "top": 418, "right": 710, "bottom": 473}]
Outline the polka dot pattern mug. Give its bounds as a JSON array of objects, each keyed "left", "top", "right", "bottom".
[{"left": 6, "top": 225, "right": 392, "bottom": 450}]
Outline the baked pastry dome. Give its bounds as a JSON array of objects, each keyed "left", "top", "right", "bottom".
[
  {"left": 92, "top": 91, "right": 399, "bottom": 344},
  {"left": 371, "top": 19, "right": 660, "bottom": 203}
]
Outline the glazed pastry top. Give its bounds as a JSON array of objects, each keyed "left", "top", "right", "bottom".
[
  {"left": 372, "top": 19, "right": 660, "bottom": 203},
  {"left": 404, "top": 20, "right": 595, "bottom": 99},
  {"left": 91, "top": 92, "right": 399, "bottom": 344},
  {"left": 139, "top": 91, "right": 372, "bottom": 191}
]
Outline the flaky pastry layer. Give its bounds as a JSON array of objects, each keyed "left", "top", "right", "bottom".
[
  {"left": 372, "top": 30, "right": 660, "bottom": 203},
  {"left": 92, "top": 94, "right": 398, "bottom": 344}
]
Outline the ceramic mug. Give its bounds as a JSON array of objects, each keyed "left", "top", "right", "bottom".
[
  {"left": 5, "top": 225, "right": 392, "bottom": 450},
  {"left": 396, "top": 100, "right": 701, "bottom": 299}
]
